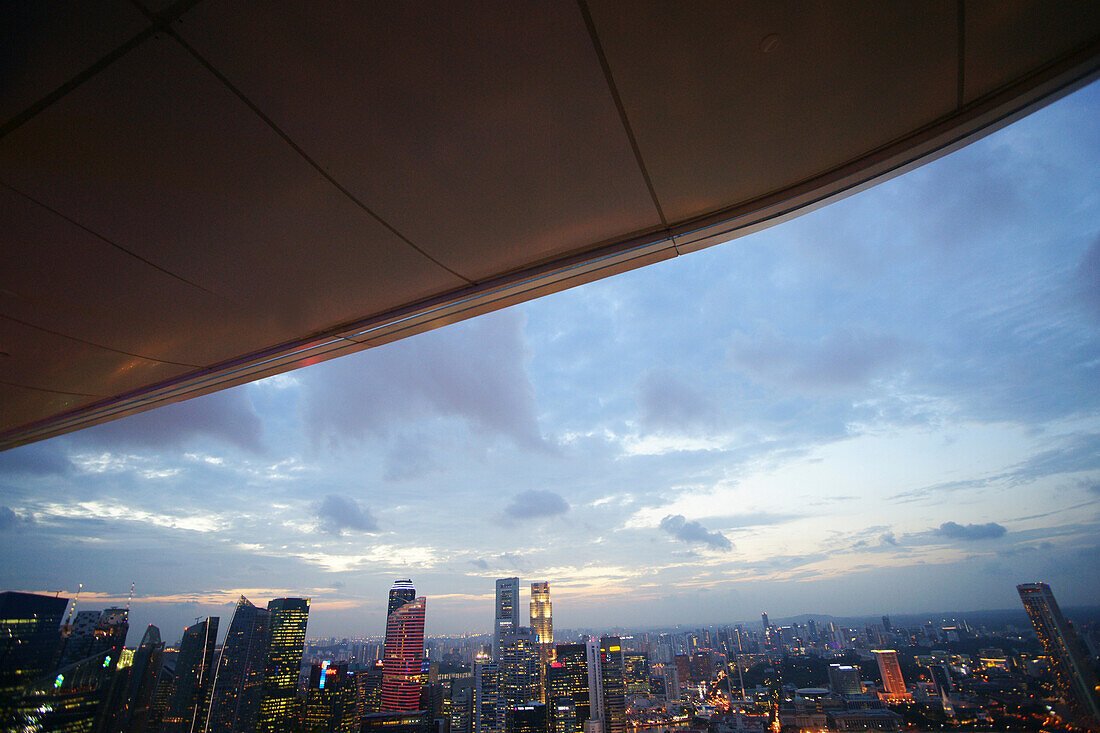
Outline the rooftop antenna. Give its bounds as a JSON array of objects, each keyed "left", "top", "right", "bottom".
[
  {"left": 126, "top": 583, "right": 135, "bottom": 611},
  {"left": 65, "top": 583, "right": 83, "bottom": 626}
]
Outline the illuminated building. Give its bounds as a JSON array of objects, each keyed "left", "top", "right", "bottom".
[
  {"left": 761, "top": 612, "right": 769, "bottom": 629},
  {"left": 530, "top": 582, "right": 552, "bottom": 646},
  {"left": 623, "top": 654, "right": 649, "bottom": 695},
  {"left": 357, "top": 660, "right": 386, "bottom": 716},
  {"left": 494, "top": 578, "right": 520, "bottom": 661},
  {"left": 1018, "top": 582, "right": 1100, "bottom": 728},
  {"left": 661, "top": 665, "right": 679, "bottom": 700},
  {"left": 303, "top": 661, "right": 357, "bottom": 732},
  {"left": 827, "top": 665, "right": 862, "bottom": 696},
  {"left": 475, "top": 660, "right": 502, "bottom": 733},
  {"left": 548, "top": 644, "right": 591, "bottom": 729},
  {"left": 146, "top": 664, "right": 177, "bottom": 733},
  {"left": 499, "top": 626, "right": 540, "bottom": 709},
  {"left": 163, "top": 616, "right": 219, "bottom": 733},
  {"left": 206, "top": 595, "right": 271, "bottom": 732},
  {"left": 598, "top": 637, "right": 626, "bottom": 733},
  {"left": 117, "top": 624, "right": 165, "bottom": 732},
  {"left": 389, "top": 579, "right": 417, "bottom": 617},
  {"left": 509, "top": 702, "right": 547, "bottom": 733},
  {"left": 871, "top": 650, "right": 910, "bottom": 702},
  {"left": 381, "top": 596, "right": 427, "bottom": 712},
  {"left": 551, "top": 697, "right": 577, "bottom": 733},
  {"left": 0, "top": 591, "right": 68, "bottom": 700},
  {"left": 258, "top": 597, "right": 311, "bottom": 732}
]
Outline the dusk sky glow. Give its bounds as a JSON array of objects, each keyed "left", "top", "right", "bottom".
[{"left": 1, "top": 80, "right": 1098, "bottom": 642}]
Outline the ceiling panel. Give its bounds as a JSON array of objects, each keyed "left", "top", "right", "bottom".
[
  {"left": 585, "top": 0, "right": 958, "bottom": 225},
  {"left": 176, "top": 0, "right": 662, "bottom": 282}
]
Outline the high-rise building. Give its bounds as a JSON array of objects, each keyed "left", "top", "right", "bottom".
[
  {"left": 389, "top": 580, "right": 418, "bottom": 618},
  {"left": 303, "top": 661, "right": 357, "bottom": 732},
  {"left": 1018, "top": 582, "right": 1100, "bottom": 728},
  {"left": 548, "top": 644, "right": 591, "bottom": 730},
  {"left": 761, "top": 612, "right": 770, "bottom": 629},
  {"left": 475, "top": 659, "right": 501, "bottom": 733},
  {"left": 509, "top": 702, "right": 547, "bottom": 733},
  {"left": 585, "top": 638, "right": 603, "bottom": 733},
  {"left": 827, "top": 664, "right": 862, "bottom": 696},
  {"left": 494, "top": 578, "right": 520, "bottom": 661},
  {"left": 623, "top": 654, "right": 649, "bottom": 695},
  {"left": 0, "top": 591, "right": 68, "bottom": 701},
  {"left": 551, "top": 697, "right": 578, "bottom": 733},
  {"left": 381, "top": 596, "right": 427, "bottom": 712},
  {"left": 598, "top": 637, "right": 626, "bottom": 733},
  {"left": 258, "top": 597, "right": 311, "bottom": 733},
  {"left": 871, "top": 650, "right": 909, "bottom": 701},
  {"left": 357, "top": 660, "right": 386, "bottom": 717},
  {"left": 530, "top": 582, "right": 552, "bottom": 646},
  {"left": 498, "top": 626, "right": 540, "bottom": 709},
  {"left": 206, "top": 595, "right": 272, "bottom": 732},
  {"left": 163, "top": 616, "right": 219, "bottom": 733},
  {"left": 118, "top": 623, "right": 165, "bottom": 732}
]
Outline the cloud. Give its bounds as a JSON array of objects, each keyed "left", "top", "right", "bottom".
[
  {"left": 468, "top": 559, "right": 489, "bottom": 570},
  {"left": 637, "top": 369, "right": 718, "bottom": 432},
  {"left": 879, "top": 531, "right": 898, "bottom": 546},
  {"left": 659, "top": 514, "right": 733, "bottom": 551},
  {"left": 316, "top": 495, "right": 378, "bottom": 535},
  {"left": 502, "top": 490, "right": 569, "bottom": 521},
  {"left": 0, "top": 506, "right": 33, "bottom": 531},
  {"left": 305, "top": 310, "right": 545, "bottom": 450},
  {"left": 73, "top": 389, "right": 263, "bottom": 452},
  {"left": 935, "top": 521, "right": 1007, "bottom": 541},
  {"left": 730, "top": 328, "right": 908, "bottom": 391},
  {"left": 0, "top": 443, "right": 72, "bottom": 476}
]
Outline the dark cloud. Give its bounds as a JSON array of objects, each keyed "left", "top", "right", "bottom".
[
  {"left": 935, "top": 521, "right": 1007, "bottom": 541},
  {"left": 1010, "top": 433, "right": 1100, "bottom": 483},
  {"left": 316, "top": 495, "right": 378, "bottom": 535},
  {"left": 468, "top": 559, "right": 489, "bottom": 570},
  {"left": 659, "top": 515, "right": 733, "bottom": 551},
  {"left": 637, "top": 369, "right": 718, "bottom": 432},
  {"left": 879, "top": 531, "right": 898, "bottom": 546},
  {"left": 73, "top": 389, "right": 263, "bottom": 452},
  {"left": 0, "top": 506, "right": 33, "bottom": 531},
  {"left": 502, "top": 490, "right": 569, "bottom": 521},
  {"left": 730, "top": 328, "right": 908, "bottom": 391},
  {"left": 0, "top": 443, "right": 72, "bottom": 476},
  {"left": 305, "top": 310, "right": 544, "bottom": 450}
]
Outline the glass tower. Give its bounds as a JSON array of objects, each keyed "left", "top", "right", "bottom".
[
  {"left": 1018, "top": 582, "right": 1100, "bottom": 728},
  {"left": 529, "top": 582, "right": 552, "bottom": 646},
  {"left": 207, "top": 595, "right": 272, "bottom": 732},
  {"left": 547, "top": 643, "right": 590, "bottom": 732},
  {"left": 598, "top": 637, "right": 626, "bottom": 733},
  {"left": 258, "top": 597, "right": 310, "bottom": 733},
  {"left": 163, "top": 616, "right": 219, "bottom": 733},
  {"left": 381, "top": 596, "right": 426, "bottom": 712},
  {"left": 494, "top": 578, "right": 520, "bottom": 661},
  {"left": 498, "top": 626, "right": 540, "bottom": 709},
  {"left": 388, "top": 579, "right": 417, "bottom": 618}
]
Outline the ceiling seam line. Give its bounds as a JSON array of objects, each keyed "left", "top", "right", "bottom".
[
  {"left": 0, "top": 27, "right": 155, "bottom": 141},
  {"left": 145, "top": 17, "right": 475, "bottom": 287},
  {"left": 956, "top": 0, "right": 966, "bottom": 108},
  {"left": 1, "top": 181, "right": 219, "bottom": 297},
  {"left": 0, "top": 314, "right": 205, "bottom": 368},
  {"left": 576, "top": 0, "right": 671, "bottom": 231},
  {"left": 0, "top": 378, "right": 102, "bottom": 398}
]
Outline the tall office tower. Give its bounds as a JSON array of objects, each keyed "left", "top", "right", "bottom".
[
  {"left": 871, "top": 650, "right": 908, "bottom": 699},
  {"left": 117, "top": 624, "right": 165, "bottom": 732},
  {"left": 881, "top": 616, "right": 892, "bottom": 632},
  {"left": 530, "top": 582, "right": 552, "bottom": 646},
  {"left": 475, "top": 660, "right": 502, "bottom": 733},
  {"left": 303, "top": 661, "right": 357, "bottom": 732},
  {"left": 598, "top": 637, "right": 626, "bottom": 733},
  {"left": 548, "top": 644, "right": 591, "bottom": 729},
  {"left": 585, "top": 638, "right": 604, "bottom": 733},
  {"left": 509, "top": 702, "right": 547, "bottom": 733},
  {"left": 1018, "top": 582, "right": 1100, "bottom": 727},
  {"left": 381, "top": 596, "right": 427, "bottom": 712},
  {"left": 661, "top": 665, "right": 679, "bottom": 700},
  {"left": 258, "top": 597, "right": 311, "bottom": 733},
  {"left": 760, "top": 612, "right": 769, "bottom": 629},
  {"left": 498, "top": 626, "right": 541, "bottom": 710},
  {"left": 58, "top": 609, "right": 103, "bottom": 666},
  {"left": 206, "top": 596, "right": 272, "bottom": 732},
  {"left": 163, "top": 617, "right": 219, "bottom": 733},
  {"left": 494, "top": 578, "right": 520, "bottom": 660},
  {"left": 623, "top": 655, "right": 649, "bottom": 695},
  {"left": 389, "top": 579, "right": 417, "bottom": 618},
  {"left": 96, "top": 607, "right": 130, "bottom": 673},
  {"left": 357, "top": 660, "right": 386, "bottom": 716},
  {"left": 827, "top": 664, "right": 862, "bottom": 696},
  {"left": 0, "top": 591, "right": 68, "bottom": 701},
  {"left": 450, "top": 681, "right": 475, "bottom": 733}
]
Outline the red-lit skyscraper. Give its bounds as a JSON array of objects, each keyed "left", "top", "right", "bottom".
[{"left": 380, "top": 587, "right": 426, "bottom": 713}]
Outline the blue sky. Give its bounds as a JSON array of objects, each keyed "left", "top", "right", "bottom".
[{"left": 2, "top": 81, "right": 1098, "bottom": 642}]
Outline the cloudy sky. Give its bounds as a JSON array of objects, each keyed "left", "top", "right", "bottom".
[{"left": 2, "top": 81, "right": 1098, "bottom": 642}]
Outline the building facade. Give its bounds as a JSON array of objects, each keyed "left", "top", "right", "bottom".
[
  {"left": 381, "top": 596, "right": 427, "bottom": 713},
  {"left": 258, "top": 597, "right": 310, "bottom": 733},
  {"left": 494, "top": 578, "right": 520, "bottom": 661}
]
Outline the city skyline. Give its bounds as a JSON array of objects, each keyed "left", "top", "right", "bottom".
[{"left": 1, "top": 80, "right": 1098, "bottom": 639}]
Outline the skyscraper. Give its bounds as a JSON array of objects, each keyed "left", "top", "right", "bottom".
[
  {"left": 498, "top": 626, "right": 540, "bottom": 709},
  {"left": 163, "top": 616, "right": 219, "bottom": 733},
  {"left": 585, "top": 638, "right": 603, "bottom": 733},
  {"left": 827, "top": 664, "right": 862, "bottom": 696},
  {"left": 381, "top": 596, "right": 427, "bottom": 712},
  {"left": 389, "top": 579, "right": 417, "bottom": 618},
  {"left": 119, "top": 624, "right": 165, "bottom": 733},
  {"left": 598, "top": 637, "right": 626, "bottom": 733},
  {"left": 530, "top": 582, "right": 552, "bottom": 646},
  {"left": 475, "top": 659, "right": 501, "bottom": 733},
  {"left": 206, "top": 595, "right": 272, "bottom": 732},
  {"left": 494, "top": 578, "right": 520, "bottom": 661},
  {"left": 1018, "top": 582, "right": 1100, "bottom": 728},
  {"left": 0, "top": 591, "right": 68, "bottom": 701},
  {"left": 258, "top": 597, "right": 311, "bottom": 733},
  {"left": 871, "top": 650, "right": 909, "bottom": 701},
  {"left": 761, "top": 612, "right": 769, "bottom": 629},
  {"left": 548, "top": 644, "right": 591, "bottom": 730}
]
